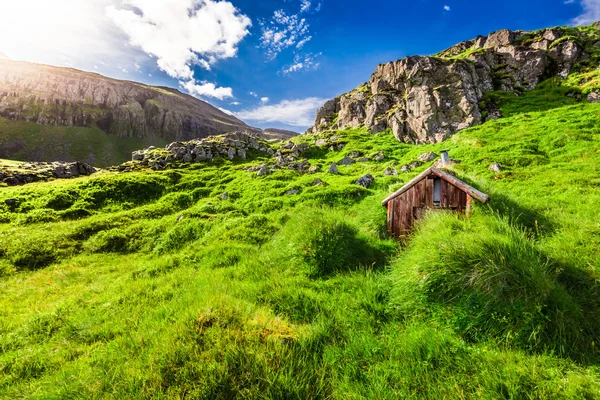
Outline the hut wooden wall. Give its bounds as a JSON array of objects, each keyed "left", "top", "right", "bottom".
[{"left": 387, "top": 175, "right": 471, "bottom": 238}]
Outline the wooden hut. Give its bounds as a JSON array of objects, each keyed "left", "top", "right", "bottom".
[{"left": 382, "top": 167, "right": 490, "bottom": 237}]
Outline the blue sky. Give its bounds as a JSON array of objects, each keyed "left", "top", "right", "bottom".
[{"left": 0, "top": 0, "right": 598, "bottom": 131}]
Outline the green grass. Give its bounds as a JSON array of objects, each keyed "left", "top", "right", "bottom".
[
  {"left": 0, "top": 81, "right": 599, "bottom": 398},
  {"left": 0, "top": 117, "right": 165, "bottom": 167}
]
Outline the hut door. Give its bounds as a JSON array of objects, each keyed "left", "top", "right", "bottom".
[{"left": 433, "top": 178, "right": 441, "bottom": 207}]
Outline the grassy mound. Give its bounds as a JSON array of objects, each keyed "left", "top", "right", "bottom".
[
  {"left": 0, "top": 117, "right": 164, "bottom": 167},
  {"left": 272, "top": 207, "right": 395, "bottom": 278},
  {"left": 390, "top": 212, "right": 600, "bottom": 363},
  {"left": 0, "top": 80, "right": 599, "bottom": 397}
]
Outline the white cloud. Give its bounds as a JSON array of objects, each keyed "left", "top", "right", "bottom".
[
  {"left": 198, "top": 59, "right": 212, "bottom": 71},
  {"left": 236, "top": 97, "right": 326, "bottom": 127},
  {"left": 0, "top": 0, "right": 134, "bottom": 70},
  {"left": 0, "top": 0, "right": 250, "bottom": 99},
  {"left": 230, "top": 101, "right": 241, "bottom": 105},
  {"left": 261, "top": 97, "right": 270, "bottom": 103},
  {"left": 571, "top": 0, "right": 600, "bottom": 25},
  {"left": 106, "top": 0, "right": 252, "bottom": 79},
  {"left": 180, "top": 80, "right": 234, "bottom": 100},
  {"left": 260, "top": 7, "right": 312, "bottom": 59},
  {"left": 444, "top": 5, "right": 451, "bottom": 11},
  {"left": 281, "top": 52, "right": 321, "bottom": 74},
  {"left": 249, "top": 91, "right": 258, "bottom": 97},
  {"left": 218, "top": 107, "right": 234, "bottom": 116},
  {"left": 296, "top": 36, "right": 313, "bottom": 49},
  {"left": 300, "top": 0, "right": 311, "bottom": 12}
]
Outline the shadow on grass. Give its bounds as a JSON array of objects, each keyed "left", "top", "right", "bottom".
[{"left": 486, "top": 192, "right": 556, "bottom": 236}]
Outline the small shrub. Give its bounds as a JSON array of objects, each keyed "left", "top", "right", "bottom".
[
  {"left": 16, "top": 209, "right": 60, "bottom": 225},
  {"left": 188, "top": 243, "right": 256, "bottom": 269},
  {"left": 261, "top": 287, "right": 324, "bottom": 323},
  {"left": 84, "top": 228, "right": 130, "bottom": 253},
  {"left": 274, "top": 207, "right": 393, "bottom": 278},
  {"left": 158, "top": 192, "right": 194, "bottom": 210},
  {"left": 0, "top": 259, "right": 16, "bottom": 276},
  {"left": 45, "top": 191, "right": 76, "bottom": 210},
  {"left": 154, "top": 219, "right": 206, "bottom": 255},
  {"left": 10, "top": 243, "right": 57, "bottom": 271},
  {"left": 201, "top": 214, "right": 279, "bottom": 246},
  {"left": 60, "top": 205, "right": 93, "bottom": 220}
]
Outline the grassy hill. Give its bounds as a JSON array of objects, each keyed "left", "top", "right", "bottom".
[
  {"left": 0, "top": 117, "right": 166, "bottom": 168},
  {"left": 0, "top": 87, "right": 599, "bottom": 397}
]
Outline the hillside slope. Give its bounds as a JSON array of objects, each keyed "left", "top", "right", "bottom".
[
  {"left": 0, "top": 84, "right": 598, "bottom": 397},
  {"left": 0, "top": 60, "right": 262, "bottom": 166}
]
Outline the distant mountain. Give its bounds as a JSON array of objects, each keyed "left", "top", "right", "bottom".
[
  {"left": 0, "top": 59, "right": 264, "bottom": 166},
  {"left": 262, "top": 128, "right": 299, "bottom": 140},
  {"left": 0, "top": 53, "right": 9, "bottom": 60}
]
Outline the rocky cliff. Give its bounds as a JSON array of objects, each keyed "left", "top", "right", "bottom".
[{"left": 307, "top": 24, "right": 600, "bottom": 143}]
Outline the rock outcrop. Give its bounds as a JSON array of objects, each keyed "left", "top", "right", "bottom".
[
  {"left": 130, "top": 131, "right": 275, "bottom": 170},
  {"left": 307, "top": 24, "right": 600, "bottom": 143},
  {"left": 0, "top": 161, "right": 96, "bottom": 186}
]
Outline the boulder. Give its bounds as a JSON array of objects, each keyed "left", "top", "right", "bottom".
[
  {"left": 132, "top": 151, "right": 145, "bottom": 161},
  {"left": 308, "top": 165, "right": 320, "bottom": 174},
  {"left": 418, "top": 152, "right": 438, "bottom": 162},
  {"left": 356, "top": 174, "right": 375, "bottom": 188},
  {"left": 257, "top": 166, "right": 270, "bottom": 176},
  {"left": 489, "top": 162, "right": 503, "bottom": 172},
  {"left": 384, "top": 167, "right": 398, "bottom": 176},
  {"left": 292, "top": 143, "right": 309, "bottom": 154},
  {"left": 338, "top": 157, "right": 355, "bottom": 166},
  {"left": 328, "top": 163, "right": 339, "bottom": 174},
  {"left": 587, "top": 91, "right": 600, "bottom": 103}
]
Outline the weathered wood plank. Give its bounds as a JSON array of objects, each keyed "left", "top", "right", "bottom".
[
  {"left": 459, "top": 191, "right": 467, "bottom": 212},
  {"left": 425, "top": 177, "right": 433, "bottom": 207},
  {"left": 441, "top": 180, "right": 449, "bottom": 208}
]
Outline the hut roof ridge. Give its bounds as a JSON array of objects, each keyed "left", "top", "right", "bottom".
[{"left": 381, "top": 167, "right": 490, "bottom": 206}]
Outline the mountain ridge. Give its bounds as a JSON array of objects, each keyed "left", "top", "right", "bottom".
[{"left": 0, "top": 59, "right": 296, "bottom": 166}]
